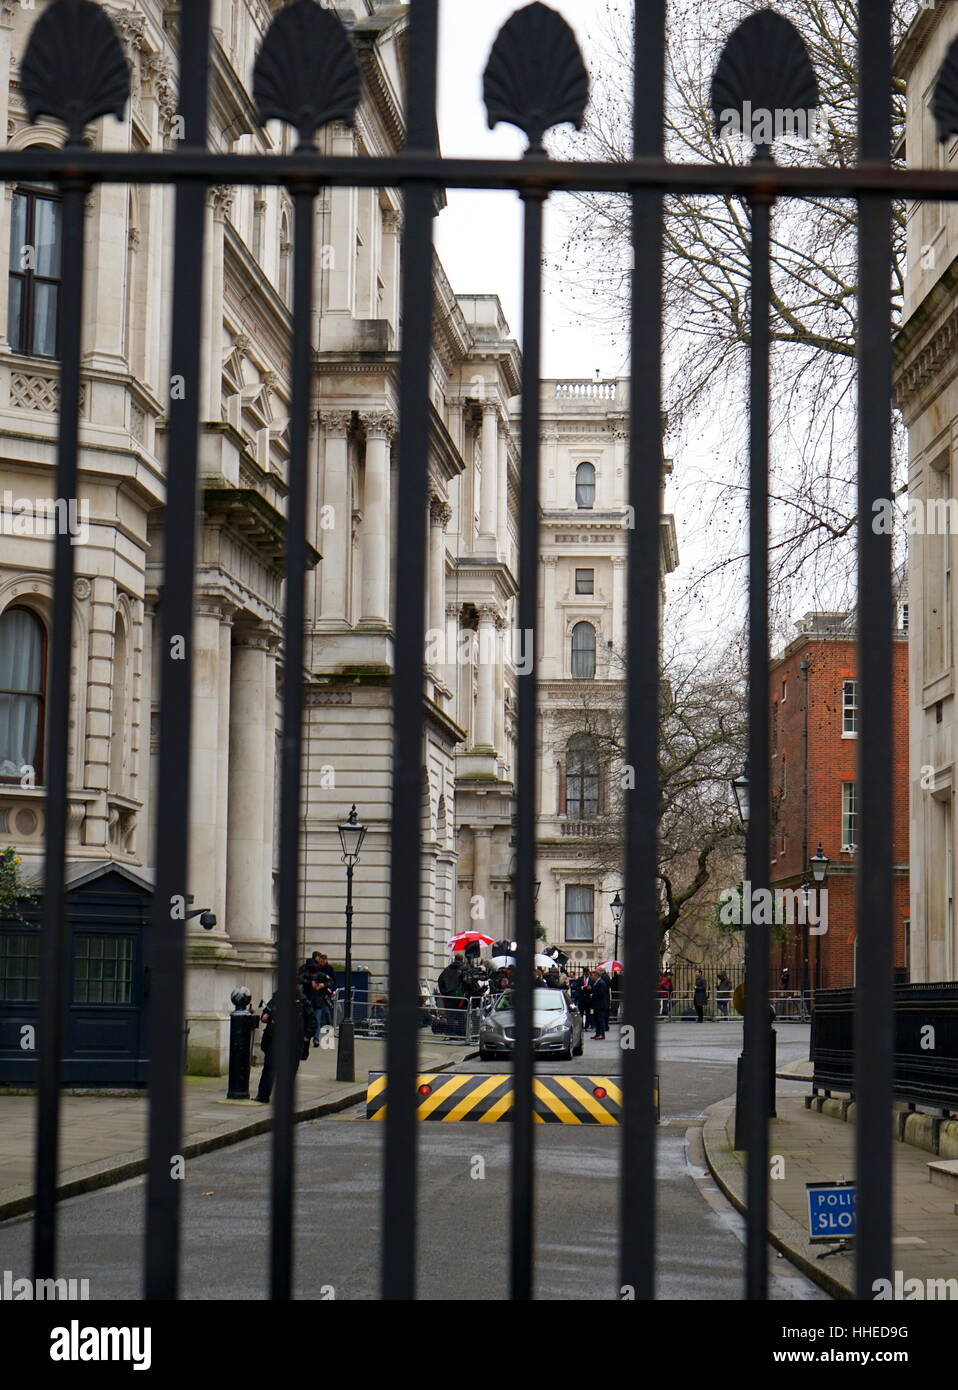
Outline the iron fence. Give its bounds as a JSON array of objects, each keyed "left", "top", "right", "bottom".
[{"left": 15, "top": 0, "right": 922, "bottom": 1302}]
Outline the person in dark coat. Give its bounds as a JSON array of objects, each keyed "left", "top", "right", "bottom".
[
  {"left": 572, "top": 968, "right": 592, "bottom": 1028},
  {"left": 255, "top": 991, "right": 315, "bottom": 1103},
  {"left": 590, "top": 969, "right": 611, "bottom": 1040},
  {"left": 437, "top": 956, "right": 467, "bottom": 1036},
  {"left": 693, "top": 970, "right": 708, "bottom": 1023},
  {"left": 302, "top": 951, "right": 337, "bottom": 1043}
]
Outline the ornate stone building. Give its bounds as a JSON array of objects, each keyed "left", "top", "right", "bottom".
[
  {"left": 0, "top": 1, "right": 680, "bottom": 1076},
  {"left": 898, "top": 5, "right": 958, "bottom": 983},
  {"left": 530, "top": 379, "right": 678, "bottom": 967}
]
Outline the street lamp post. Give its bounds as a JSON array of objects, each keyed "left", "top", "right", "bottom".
[
  {"left": 336, "top": 806, "right": 367, "bottom": 1083},
  {"left": 609, "top": 891, "right": 624, "bottom": 965},
  {"left": 809, "top": 842, "right": 829, "bottom": 999}
]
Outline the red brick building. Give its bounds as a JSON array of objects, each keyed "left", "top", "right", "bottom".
[{"left": 769, "top": 611, "right": 909, "bottom": 995}]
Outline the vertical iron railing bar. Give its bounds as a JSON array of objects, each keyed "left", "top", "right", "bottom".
[
  {"left": 144, "top": 0, "right": 211, "bottom": 1301},
  {"left": 855, "top": 0, "right": 894, "bottom": 1301},
  {"left": 744, "top": 165, "right": 774, "bottom": 1304},
  {"left": 511, "top": 181, "right": 547, "bottom": 1304},
  {"left": 270, "top": 176, "right": 317, "bottom": 1302},
  {"left": 32, "top": 173, "right": 88, "bottom": 1281},
  {"left": 620, "top": 0, "right": 665, "bottom": 1304},
  {"left": 382, "top": 0, "right": 438, "bottom": 1303}
]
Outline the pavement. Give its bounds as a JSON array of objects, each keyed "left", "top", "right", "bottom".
[
  {"left": 703, "top": 1063, "right": 958, "bottom": 1299},
  {"left": 0, "top": 1036, "right": 475, "bottom": 1222}
]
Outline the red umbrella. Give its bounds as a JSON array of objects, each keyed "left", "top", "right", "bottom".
[
  {"left": 446, "top": 931, "right": 494, "bottom": 952},
  {"left": 598, "top": 959, "right": 624, "bottom": 973}
]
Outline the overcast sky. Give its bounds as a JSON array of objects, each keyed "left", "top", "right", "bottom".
[{"left": 434, "top": 0, "right": 622, "bottom": 380}]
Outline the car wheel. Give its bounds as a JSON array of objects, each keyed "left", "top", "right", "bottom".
[
  {"left": 479, "top": 1047, "right": 493, "bottom": 1061},
  {"left": 558, "top": 1043, "right": 573, "bottom": 1061},
  {"left": 573, "top": 1038, "right": 583, "bottom": 1056}
]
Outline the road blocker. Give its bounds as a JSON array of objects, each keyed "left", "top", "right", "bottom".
[{"left": 366, "top": 1072, "right": 655, "bottom": 1124}]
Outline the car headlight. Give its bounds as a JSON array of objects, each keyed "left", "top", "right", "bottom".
[{"left": 539, "top": 1019, "right": 568, "bottom": 1036}]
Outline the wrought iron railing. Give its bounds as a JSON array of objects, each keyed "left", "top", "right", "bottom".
[{"left": 10, "top": 0, "right": 931, "bottom": 1304}]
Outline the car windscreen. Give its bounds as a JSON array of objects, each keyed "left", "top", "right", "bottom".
[{"left": 494, "top": 989, "right": 565, "bottom": 1012}]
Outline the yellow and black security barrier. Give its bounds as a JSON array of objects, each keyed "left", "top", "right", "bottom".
[{"left": 366, "top": 1072, "right": 651, "bottom": 1124}]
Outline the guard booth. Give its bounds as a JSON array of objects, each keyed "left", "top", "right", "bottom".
[{"left": 0, "top": 862, "right": 151, "bottom": 1087}]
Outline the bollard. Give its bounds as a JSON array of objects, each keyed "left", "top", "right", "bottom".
[
  {"left": 227, "top": 987, "right": 257, "bottom": 1099},
  {"left": 733, "top": 1007, "right": 778, "bottom": 1150}
]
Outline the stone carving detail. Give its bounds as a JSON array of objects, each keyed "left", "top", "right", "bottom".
[
  {"left": 130, "top": 402, "right": 146, "bottom": 443},
  {"left": 321, "top": 409, "right": 352, "bottom": 436},
  {"left": 10, "top": 373, "right": 87, "bottom": 413},
  {"left": 430, "top": 495, "right": 452, "bottom": 528},
  {"left": 143, "top": 52, "right": 177, "bottom": 136},
  {"left": 359, "top": 410, "right": 396, "bottom": 440},
  {"left": 73, "top": 577, "right": 91, "bottom": 600}
]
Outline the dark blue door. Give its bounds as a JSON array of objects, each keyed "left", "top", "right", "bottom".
[{"left": 0, "top": 864, "right": 150, "bottom": 1087}]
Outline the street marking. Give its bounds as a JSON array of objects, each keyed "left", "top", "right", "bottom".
[{"left": 365, "top": 1072, "right": 629, "bottom": 1123}]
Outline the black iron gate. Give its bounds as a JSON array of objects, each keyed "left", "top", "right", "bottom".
[{"left": 12, "top": 0, "right": 939, "bottom": 1301}]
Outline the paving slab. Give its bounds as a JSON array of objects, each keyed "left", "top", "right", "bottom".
[
  {"left": 703, "top": 1086, "right": 958, "bottom": 1299},
  {"left": 0, "top": 1037, "right": 474, "bottom": 1221}
]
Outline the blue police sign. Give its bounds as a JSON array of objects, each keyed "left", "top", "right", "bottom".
[{"left": 806, "top": 1181, "right": 856, "bottom": 1243}]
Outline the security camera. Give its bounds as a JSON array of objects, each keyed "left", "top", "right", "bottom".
[{"left": 199, "top": 910, "right": 216, "bottom": 930}]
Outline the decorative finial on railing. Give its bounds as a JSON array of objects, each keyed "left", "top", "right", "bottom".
[
  {"left": 483, "top": 2, "right": 589, "bottom": 157},
  {"left": 254, "top": 0, "right": 361, "bottom": 148},
  {"left": 20, "top": 0, "right": 129, "bottom": 148},
  {"left": 710, "top": 9, "right": 818, "bottom": 157}
]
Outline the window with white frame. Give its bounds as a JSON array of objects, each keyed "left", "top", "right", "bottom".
[
  {"left": 841, "top": 782, "right": 858, "bottom": 851},
  {"left": 571, "top": 621, "right": 596, "bottom": 678},
  {"left": 575, "top": 462, "right": 595, "bottom": 509},
  {"left": 842, "top": 679, "right": 859, "bottom": 736},
  {"left": 0, "top": 607, "right": 45, "bottom": 782},
  {"left": 565, "top": 884, "right": 595, "bottom": 942}
]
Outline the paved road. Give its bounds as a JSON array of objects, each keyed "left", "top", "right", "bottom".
[{"left": 0, "top": 1021, "right": 827, "bottom": 1300}]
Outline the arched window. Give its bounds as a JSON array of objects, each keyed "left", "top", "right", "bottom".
[
  {"left": 8, "top": 166, "right": 61, "bottom": 357},
  {"left": 566, "top": 733, "right": 599, "bottom": 820},
  {"left": 575, "top": 462, "right": 595, "bottom": 509},
  {"left": 571, "top": 621, "right": 596, "bottom": 679},
  {"left": 0, "top": 608, "right": 45, "bottom": 782}
]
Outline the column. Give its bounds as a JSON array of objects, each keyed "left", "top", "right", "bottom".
[
  {"left": 479, "top": 404, "right": 499, "bottom": 546},
  {"left": 261, "top": 641, "right": 279, "bottom": 931},
  {"left": 318, "top": 411, "right": 352, "bottom": 625},
  {"left": 428, "top": 495, "right": 452, "bottom": 641},
  {"left": 226, "top": 631, "right": 273, "bottom": 957},
  {"left": 612, "top": 555, "right": 626, "bottom": 653},
  {"left": 541, "top": 554, "right": 558, "bottom": 674},
  {"left": 201, "top": 187, "right": 231, "bottom": 420},
  {"left": 473, "top": 828, "right": 492, "bottom": 927},
  {"left": 474, "top": 605, "right": 497, "bottom": 749},
  {"left": 189, "top": 599, "right": 232, "bottom": 932},
  {"left": 359, "top": 411, "right": 395, "bottom": 625},
  {"left": 497, "top": 423, "right": 510, "bottom": 564},
  {"left": 446, "top": 602, "right": 463, "bottom": 724}
]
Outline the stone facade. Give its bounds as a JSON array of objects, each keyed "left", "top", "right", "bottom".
[
  {"left": 897, "top": 5, "right": 958, "bottom": 984},
  {"left": 1, "top": 1, "right": 674, "bottom": 1071},
  {"left": 530, "top": 379, "right": 678, "bottom": 967}
]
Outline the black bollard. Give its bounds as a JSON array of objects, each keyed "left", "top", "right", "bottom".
[{"left": 227, "top": 987, "right": 257, "bottom": 1099}]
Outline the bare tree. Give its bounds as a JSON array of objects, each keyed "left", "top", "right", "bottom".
[
  {"left": 548, "top": 636, "right": 747, "bottom": 957},
  {"left": 556, "top": 0, "right": 915, "bottom": 627}
]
